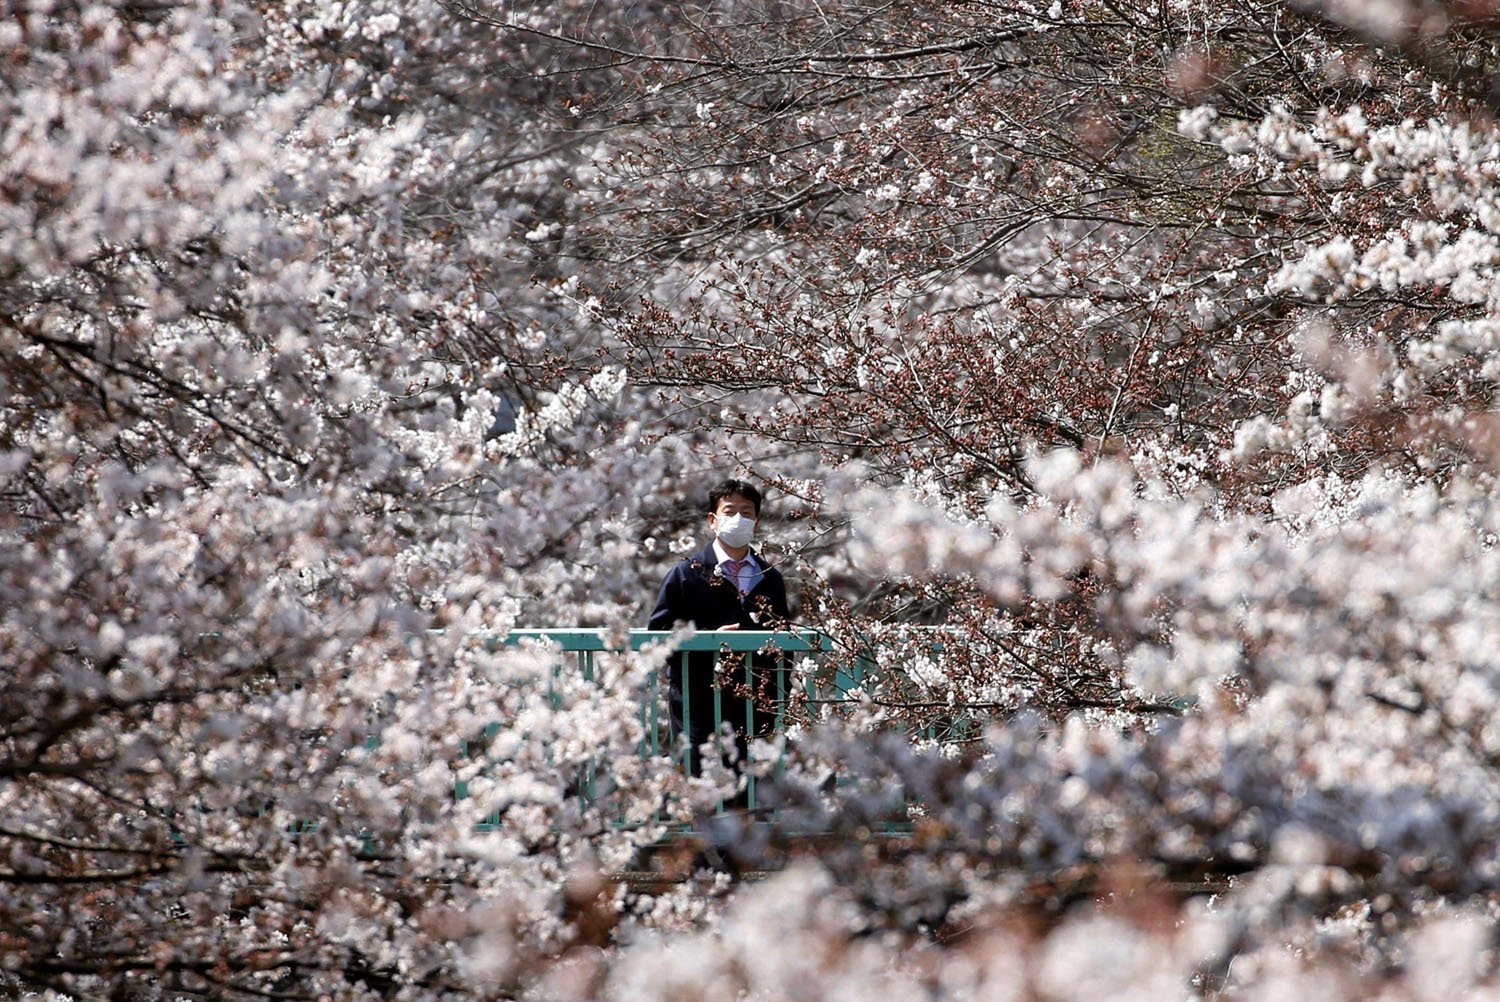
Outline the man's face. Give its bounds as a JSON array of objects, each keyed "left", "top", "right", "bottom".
[{"left": 709, "top": 493, "right": 758, "bottom": 528}]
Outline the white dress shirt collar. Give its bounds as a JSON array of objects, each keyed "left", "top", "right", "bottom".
[{"left": 712, "top": 540, "right": 760, "bottom": 592}]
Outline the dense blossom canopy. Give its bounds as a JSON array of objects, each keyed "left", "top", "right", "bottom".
[{"left": 5, "top": 0, "right": 1500, "bottom": 998}]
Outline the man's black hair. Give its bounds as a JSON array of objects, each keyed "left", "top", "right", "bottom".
[{"left": 706, "top": 478, "right": 763, "bottom": 517}]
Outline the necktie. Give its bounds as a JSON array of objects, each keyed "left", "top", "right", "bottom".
[{"left": 722, "top": 559, "right": 747, "bottom": 592}]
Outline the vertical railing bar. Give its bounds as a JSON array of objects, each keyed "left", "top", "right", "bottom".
[
  {"left": 775, "top": 650, "right": 787, "bottom": 823},
  {"left": 682, "top": 658, "right": 693, "bottom": 778},
  {"left": 646, "top": 654, "right": 661, "bottom": 826},
  {"left": 779, "top": 652, "right": 788, "bottom": 728},
  {"left": 637, "top": 671, "right": 649, "bottom": 761},
  {"left": 546, "top": 653, "right": 557, "bottom": 710},
  {"left": 650, "top": 665, "right": 661, "bottom": 757},
  {"left": 657, "top": 665, "right": 665, "bottom": 827},
  {"left": 583, "top": 651, "right": 596, "bottom": 807},
  {"left": 713, "top": 649, "right": 724, "bottom": 814},
  {"left": 642, "top": 665, "right": 657, "bottom": 826},
  {"left": 745, "top": 653, "right": 755, "bottom": 812},
  {"left": 807, "top": 651, "right": 819, "bottom": 724}
]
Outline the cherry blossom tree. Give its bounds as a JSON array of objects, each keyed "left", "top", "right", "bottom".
[
  {"left": 457, "top": 0, "right": 1500, "bottom": 995},
  {"left": 1, "top": 0, "right": 702, "bottom": 996},
  {"left": 9, "top": 0, "right": 1500, "bottom": 998}
]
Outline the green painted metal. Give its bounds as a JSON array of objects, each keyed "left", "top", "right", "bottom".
[
  {"left": 483, "top": 630, "right": 839, "bottom": 815},
  {"left": 470, "top": 628, "right": 971, "bottom": 824},
  {"left": 503, "top": 628, "right": 834, "bottom": 652}
]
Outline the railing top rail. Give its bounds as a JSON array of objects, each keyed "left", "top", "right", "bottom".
[{"left": 503, "top": 628, "right": 834, "bottom": 652}]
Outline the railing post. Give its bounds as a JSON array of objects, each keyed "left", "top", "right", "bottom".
[
  {"left": 711, "top": 650, "right": 724, "bottom": 814},
  {"left": 681, "top": 659, "right": 693, "bottom": 778},
  {"left": 744, "top": 653, "right": 755, "bottom": 812}
]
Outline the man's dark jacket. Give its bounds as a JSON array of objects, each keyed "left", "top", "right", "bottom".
[
  {"left": 648, "top": 540, "right": 789, "bottom": 633},
  {"left": 648, "top": 540, "right": 790, "bottom": 776}
]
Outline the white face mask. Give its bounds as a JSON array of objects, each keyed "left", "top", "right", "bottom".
[{"left": 712, "top": 512, "right": 756, "bottom": 549}]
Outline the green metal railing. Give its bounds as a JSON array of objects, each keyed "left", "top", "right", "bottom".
[{"left": 492, "top": 630, "right": 837, "bottom": 816}]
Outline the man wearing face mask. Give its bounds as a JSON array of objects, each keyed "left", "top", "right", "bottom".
[{"left": 649, "top": 478, "right": 791, "bottom": 780}]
